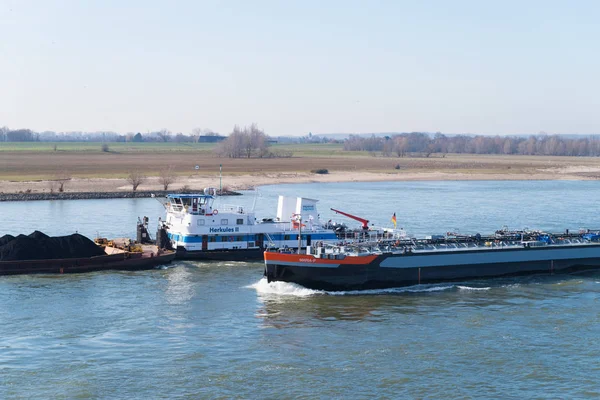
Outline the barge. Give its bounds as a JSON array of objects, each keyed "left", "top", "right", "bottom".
[
  {"left": 264, "top": 228, "right": 600, "bottom": 291},
  {"left": 0, "top": 223, "right": 175, "bottom": 276},
  {"left": 0, "top": 246, "right": 176, "bottom": 276}
]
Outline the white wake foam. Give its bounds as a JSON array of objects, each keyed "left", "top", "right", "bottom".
[
  {"left": 327, "top": 284, "right": 455, "bottom": 296},
  {"left": 457, "top": 285, "right": 491, "bottom": 291},
  {"left": 249, "top": 278, "right": 462, "bottom": 296},
  {"left": 249, "top": 278, "right": 324, "bottom": 297}
]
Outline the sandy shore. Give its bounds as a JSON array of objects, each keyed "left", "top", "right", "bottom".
[{"left": 1, "top": 167, "right": 599, "bottom": 194}]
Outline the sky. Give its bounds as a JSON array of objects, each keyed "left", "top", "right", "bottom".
[{"left": 1, "top": 0, "right": 599, "bottom": 136}]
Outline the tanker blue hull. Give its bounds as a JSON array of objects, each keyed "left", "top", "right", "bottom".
[{"left": 265, "top": 244, "right": 600, "bottom": 291}]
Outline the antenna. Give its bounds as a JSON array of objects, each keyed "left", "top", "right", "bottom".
[{"left": 251, "top": 188, "right": 259, "bottom": 212}]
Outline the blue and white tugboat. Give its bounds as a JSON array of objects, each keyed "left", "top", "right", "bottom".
[{"left": 160, "top": 189, "right": 339, "bottom": 261}]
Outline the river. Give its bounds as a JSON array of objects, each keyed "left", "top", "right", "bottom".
[{"left": 1, "top": 181, "right": 599, "bottom": 398}]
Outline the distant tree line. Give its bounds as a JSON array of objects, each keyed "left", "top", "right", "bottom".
[
  {"left": 0, "top": 127, "right": 39, "bottom": 142},
  {"left": 0, "top": 126, "right": 222, "bottom": 143},
  {"left": 0, "top": 122, "right": 292, "bottom": 158},
  {"left": 4, "top": 124, "right": 600, "bottom": 157},
  {"left": 343, "top": 132, "right": 600, "bottom": 157}
]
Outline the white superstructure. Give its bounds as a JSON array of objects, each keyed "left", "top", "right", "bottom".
[{"left": 162, "top": 191, "right": 338, "bottom": 254}]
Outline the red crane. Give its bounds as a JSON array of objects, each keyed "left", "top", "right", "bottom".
[{"left": 330, "top": 208, "right": 370, "bottom": 230}]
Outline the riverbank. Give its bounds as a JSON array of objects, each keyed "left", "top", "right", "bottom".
[
  {"left": 1, "top": 165, "right": 600, "bottom": 201},
  {"left": 0, "top": 188, "right": 242, "bottom": 202}
]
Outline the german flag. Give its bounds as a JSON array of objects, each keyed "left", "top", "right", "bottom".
[{"left": 391, "top": 213, "right": 397, "bottom": 228}]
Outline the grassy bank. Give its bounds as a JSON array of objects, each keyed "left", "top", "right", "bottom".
[{"left": 0, "top": 142, "right": 599, "bottom": 182}]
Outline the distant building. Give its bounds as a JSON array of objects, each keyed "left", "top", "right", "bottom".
[{"left": 198, "top": 135, "right": 226, "bottom": 143}]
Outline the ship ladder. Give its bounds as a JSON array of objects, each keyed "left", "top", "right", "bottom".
[{"left": 264, "top": 233, "right": 277, "bottom": 249}]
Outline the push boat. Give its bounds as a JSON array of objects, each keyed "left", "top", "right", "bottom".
[
  {"left": 264, "top": 228, "right": 600, "bottom": 291},
  {"left": 160, "top": 190, "right": 340, "bottom": 261}
]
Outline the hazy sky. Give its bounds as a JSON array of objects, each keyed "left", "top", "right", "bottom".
[{"left": 1, "top": 0, "right": 599, "bottom": 136}]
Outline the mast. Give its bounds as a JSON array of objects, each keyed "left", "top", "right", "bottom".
[{"left": 297, "top": 214, "right": 302, "bottom": 254}]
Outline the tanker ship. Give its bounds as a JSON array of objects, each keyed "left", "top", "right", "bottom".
[{"left": 264, "top": 228, "right": 600, "bottom": 291}]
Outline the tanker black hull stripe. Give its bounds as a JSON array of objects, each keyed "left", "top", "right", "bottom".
[{"left": 265, "top": 256, "right": 600, "bottom": 291}]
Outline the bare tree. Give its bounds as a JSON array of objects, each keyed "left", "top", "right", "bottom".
[
  {"left": 127, "top": 171, "right": 146, "bottom": 191},
  {"left": 215, "top": 125, "right": 245, "bottom": 158},
  {"left": 0, "top": 126, "right": 8, "bottom": 142},
  {"left": 248, "top": 124, "right": 268, "bottom": 158},
  {"left": 191, "top": 128, "right": 219, "bottom": 143},
  {"left": 215, "top": 124, "right": 269, "bottom": 158},
  {"left": 174, "top": 133, "right": 192, "bottom": 143},
  {"left": 156, "top": 129, "right": 171, "bottom": 142},
  {"left": 191, "top": 127, "right": 203, "bottom": 143},
  {"left": 158, "top": 165, "right": 177, "bottom": 190},
  {"left": 55, "top": 170, "right": 71, "bottom": 192}
]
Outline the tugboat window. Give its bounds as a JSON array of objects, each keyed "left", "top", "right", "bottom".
[
  {"left": 221, "top": 219, "right": 228, "bottom": 225},
  {"left": 237, "top": 219, "right": 243, "bottom": 225},
  {"left": 197, "top": 219, "right": 205, "bottom": 226}
]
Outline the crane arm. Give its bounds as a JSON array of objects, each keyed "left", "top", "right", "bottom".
[{"left": 330, "top": 208, "right": 369, "bottom": 229}]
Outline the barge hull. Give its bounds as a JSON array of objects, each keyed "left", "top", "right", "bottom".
[{"left": 0, "top": 252, "right": 176, "bottom": 276}]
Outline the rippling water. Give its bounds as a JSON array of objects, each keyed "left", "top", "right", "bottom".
[{"left": 2, "top": 181, "right": 600, "bottom": 398}]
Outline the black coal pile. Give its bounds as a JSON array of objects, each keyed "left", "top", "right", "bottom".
[
  {"left": 0, "top": 231, "right": 106, "bottom": 262},
  {"left": 0, "top": 234, "right": 15, "bottom": 246}
]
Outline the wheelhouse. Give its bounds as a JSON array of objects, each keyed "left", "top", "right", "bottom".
[{"left": 167, "top": 194, "right": 215, "bottom": 215}]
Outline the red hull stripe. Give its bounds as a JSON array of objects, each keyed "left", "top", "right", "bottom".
[{"left": 264, "top": 252, "right": 378, "bottom": 265}]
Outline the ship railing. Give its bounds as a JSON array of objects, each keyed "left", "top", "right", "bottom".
[
  {"left": 167, "top": 204, "right": 211, "bottom": 215},
  {"left": 281, "top": 221, "right": 331, "bottom": 232},
  {"left": 169, "top": 204, "right": 184, "bottom": 213},
  {"left": 218, "top": 204, "right": 247, "bottom": 214}
]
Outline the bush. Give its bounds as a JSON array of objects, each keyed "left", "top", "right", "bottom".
[
  {"left": 267, "top": 150, "right": 293, "bottom": 158},
  {"left": 101, "top": 144, "right": 110, "bottom": 152},
  {"left": 394, "top": 164, "right": 401, "bottom": 170},
  {"left": 178, "top": 185, "right": 192, "bottom": 193},
  {"left": 311, "top": 169, "right": 329, "bottom": 174}
]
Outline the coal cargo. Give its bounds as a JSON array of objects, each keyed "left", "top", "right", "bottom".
[
  {"left": 0, "top": 231, "right": 105, "bottom": 262},
  {"left": 0, "top": 234, "right": 15, "bottom": 246}
]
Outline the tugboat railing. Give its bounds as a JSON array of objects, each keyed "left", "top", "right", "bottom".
[{"left": 219, "top": 204, "right": 246, "bottom": 214}]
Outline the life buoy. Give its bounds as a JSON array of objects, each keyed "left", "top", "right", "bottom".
[{"left": 213, "top": 209, "right": 218, "bottom": 215}]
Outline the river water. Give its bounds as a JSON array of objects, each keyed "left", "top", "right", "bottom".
[{"left": 1, "top": 181, "right": 600, "bottom": 398}]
